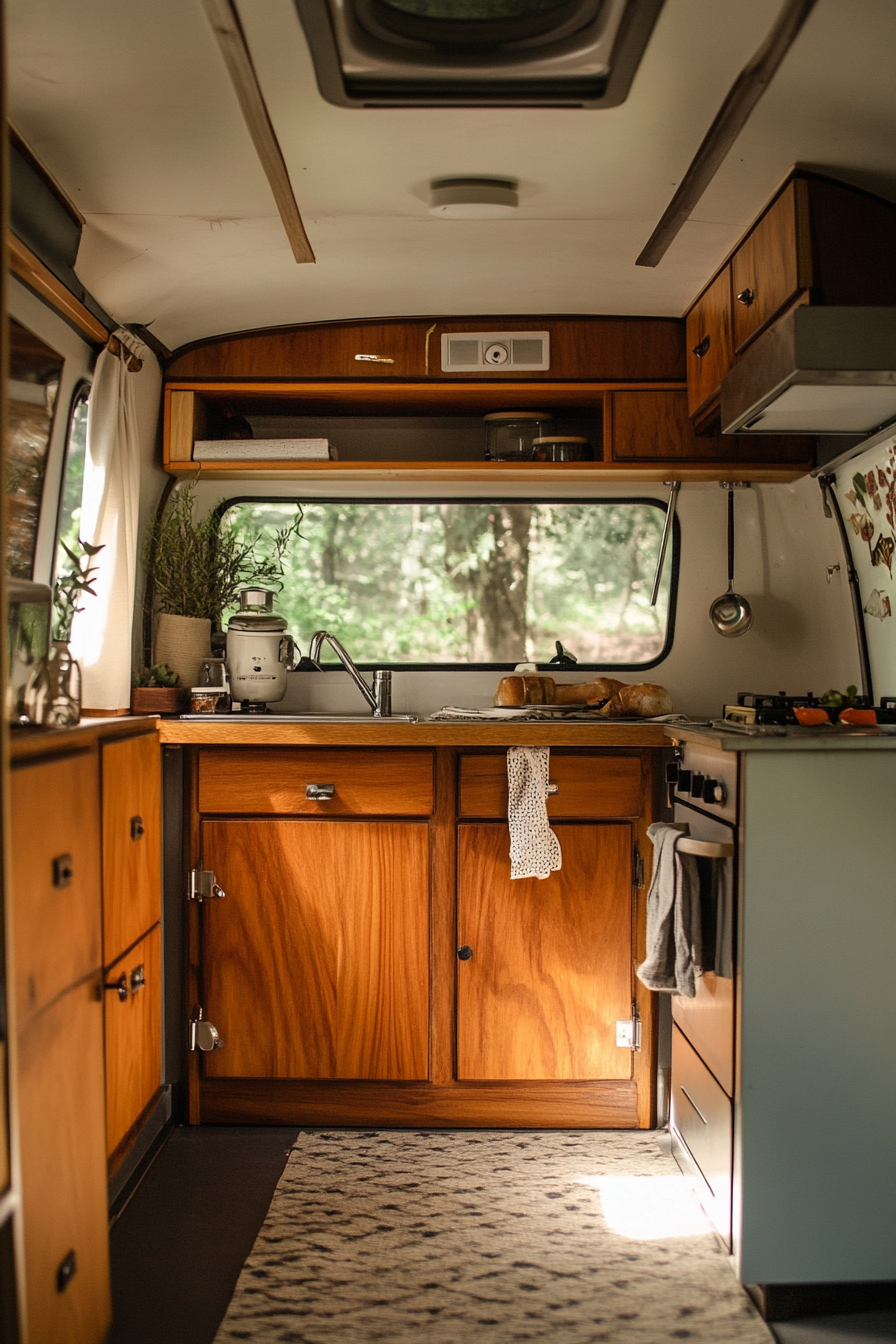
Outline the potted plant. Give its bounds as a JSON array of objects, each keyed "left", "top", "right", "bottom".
[
  {"left": 142, "top": 483, "right": 300, "bottom": 689},
  {"left": 131, "top": 663, "right": 185, "bottom": 716},
  {"left": 45, "top": 538, "right": 104, "bottom": 726}
]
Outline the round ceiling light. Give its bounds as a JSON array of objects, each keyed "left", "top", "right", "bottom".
[{"left": 428, "top": 177, "right": 518, "bottom": 219}]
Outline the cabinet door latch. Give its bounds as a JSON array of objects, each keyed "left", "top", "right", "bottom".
[
  {"left": 189, "top": 1006, "right": 225, "bottom": 1052},
  {"left": 189, "top": 868, "right": 226, "bottom": 902},
  {"left": 616, "top": 1003, "right": 642, "bottom": 1051},
  {"left": 633, "top": 846, "right": 645, "bottom": 890}
]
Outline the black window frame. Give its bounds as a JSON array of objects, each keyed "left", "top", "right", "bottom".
[
  {"left": 51, "top": 377, "right": 92, "bottom": 583},
  {"left": 214, "top": 493, "right": 680, "bottom": 672}
]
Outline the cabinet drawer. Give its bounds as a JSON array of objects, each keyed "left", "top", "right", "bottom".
[
  {"left": 104, "top": 924, "right": 162, "bottom": 1158},
  {"left": 731, "top": 180, "right": 810, "bottom": 351},
  {"left": 198, "top": 748, "right": 434, "bottom": 815},
  {"left": 686, "top": 266, "right": 734, "bottom": 416},
  {"left": 17, "top": 977, "right": 111, "bottom": 1343},
  {"left": 11, "top": 751, "right": 102, "bottom": 1027},
  {"left": 670, "top": 1024, "right": 732, "bottom": 1242},
  {"left": 102, "top": 732, "right": 162, "bottom": 966},
  {"left": 458, "top": 753, "right": 641, "bottom": 818}
]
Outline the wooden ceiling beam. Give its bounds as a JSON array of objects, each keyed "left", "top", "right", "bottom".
[
  {"left": 200, "top": 0, "right": 315, "bottom": 265},
  {"left": 636, "top": 0, "right": 819, "bottom": 268}
]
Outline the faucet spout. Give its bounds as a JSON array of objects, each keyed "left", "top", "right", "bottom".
[{"left": 307, "top": 631, "right": 379, "bottom": 715}]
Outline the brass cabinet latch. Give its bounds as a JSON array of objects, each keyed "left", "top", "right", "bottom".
[{"left": 189, "top": 868, "right": 226, "bottom": 901}]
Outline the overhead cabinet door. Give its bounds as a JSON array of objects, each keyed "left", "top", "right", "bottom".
[
  {"left": 201, "top": 819, "right": 430, "bottom": 1080},
  {"left": 456, "top": 823, "right": 632, "bottom": 1081}
]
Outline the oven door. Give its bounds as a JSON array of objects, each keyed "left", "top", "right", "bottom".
[{"left": 670, "top": 802, "right": 735, "bottom": 1096}]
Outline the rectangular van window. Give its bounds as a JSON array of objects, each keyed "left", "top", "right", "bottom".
[{"left": 219, "top": 498, "right": 677, "bottom": 669}]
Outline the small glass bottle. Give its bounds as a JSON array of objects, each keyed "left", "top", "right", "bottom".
[{"left": 42, "top": 641, "right": 82, "bottom": 727}]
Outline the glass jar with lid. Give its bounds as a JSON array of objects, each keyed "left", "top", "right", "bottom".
[
  {"left": 532, "top": 435, "right": 594, "bottom": 462},
  {"left": 483, "top": 411, "right": 553, "bottom": 461}
]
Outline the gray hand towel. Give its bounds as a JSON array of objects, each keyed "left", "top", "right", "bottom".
[{"left": 637, "top": 822, "right": 703, "bottom": 997}]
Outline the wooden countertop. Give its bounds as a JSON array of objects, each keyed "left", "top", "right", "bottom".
[
  {"left": 155, "top": 718, "right": 670, "bottom": 748},
  {"left": 9, "top": 715, "right": 158, "bottom": 764}
]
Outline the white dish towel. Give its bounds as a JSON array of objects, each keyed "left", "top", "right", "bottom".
[{"left": 507, "top": 746, "right": 562, "bottom": 881}]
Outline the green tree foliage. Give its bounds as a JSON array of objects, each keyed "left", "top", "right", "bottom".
[{"left": 220, "top": 500, "right": 670, "bottom": 665}]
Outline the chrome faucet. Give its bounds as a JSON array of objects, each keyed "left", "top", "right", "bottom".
[{"left": 307, "top": 631, "right": 390, "bottom": 717}]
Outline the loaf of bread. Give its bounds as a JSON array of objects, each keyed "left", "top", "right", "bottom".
[
  {"left": 598, "top": 683, "right": 673, "bottom": 718},
  {"left": 494, "top": 674, "right": 557, "bottom": 706},
  {"left": 553, "top": 678, "right": 625, "bottom": 705},
  {"left": 495, "top": 675, "right": 628, "bottom": 707}
]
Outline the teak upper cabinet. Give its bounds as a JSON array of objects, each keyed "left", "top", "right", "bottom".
[
  {"left": 685, "top": 171, "right": 896, "bottom": 419},
  {"left": 686, "top": 267, "right": 734, "bottom": 418},
  {"left": 165, "top": 315, "right": 686, "bottom": 383}
]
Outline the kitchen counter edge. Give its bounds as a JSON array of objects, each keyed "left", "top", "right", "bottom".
[
  {"left": 10, "top": 714, "right": 160, "bottom": 764},
  {"left": 154, "top": 719, "right": 670, "bottom": 747},
  {"left": 665, "top": 724, "right": 896, "bottom": 751}
]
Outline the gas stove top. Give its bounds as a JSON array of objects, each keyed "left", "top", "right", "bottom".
[{"left": 725, "top": 691, "right": 896, "bottom": 727}]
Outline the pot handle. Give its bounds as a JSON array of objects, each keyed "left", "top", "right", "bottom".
[{"left": 279, "top": 636, "right": 298, "bottom": 670}]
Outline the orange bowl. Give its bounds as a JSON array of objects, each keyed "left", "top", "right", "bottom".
[
  {"left": 793, "top": 706, "right": 829, "bottom": 726},
  {"left": 837, "top": 707, "right": 877, "bottom": 725}
]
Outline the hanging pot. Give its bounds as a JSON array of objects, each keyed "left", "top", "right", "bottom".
[{"left": 709, "top": 489, "right": 754, "bottom": 637}]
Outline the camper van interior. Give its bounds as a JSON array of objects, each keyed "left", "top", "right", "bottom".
[{"left": 2, "top": 1, "right": 896, "bottom": 1341}]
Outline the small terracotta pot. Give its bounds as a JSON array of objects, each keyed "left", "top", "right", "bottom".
[{"left": 131, "top": 686, "right": 187, "bottom": 716}]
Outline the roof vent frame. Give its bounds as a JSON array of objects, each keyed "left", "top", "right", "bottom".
[{"left": 294, "top": 0, "right": 665, "bottom": 107}]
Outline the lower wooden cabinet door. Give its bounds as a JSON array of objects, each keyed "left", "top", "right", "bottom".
[
  {"left": 17, "top": 977, "right": 111, "bottom": 1344},
  {"left": 457, "top": 823, "right": 633, "bottom": 1081},
  {"left": 201, "top": 819, "right": 430, "bottom": 1080},
  {"left": 104, "top": 924, "right": 162, "bottom": 1158}
]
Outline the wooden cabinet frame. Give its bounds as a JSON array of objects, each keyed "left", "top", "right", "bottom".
[{"left": 183, "top": 745, "right": 661, "bottom": 1129}]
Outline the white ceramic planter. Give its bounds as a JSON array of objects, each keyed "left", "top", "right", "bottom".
[{"left": 154, "top": 613, "right": 212, "bottom": 690}]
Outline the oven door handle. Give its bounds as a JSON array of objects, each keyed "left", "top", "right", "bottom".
[{"left": 676, "top": 838, "right": 734, "bottom": 859}]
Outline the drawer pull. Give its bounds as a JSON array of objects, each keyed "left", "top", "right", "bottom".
[
  {"left": 306, "top": 783, "right": 335, "bottom": 801},
  {"left": 130, "top": 815, "right": 145, "bottom": 840},
  {"left": 354, "top": 353, "right": 394, "bottom": 364},
  {"left": 104, "top": 973, "right": 129, "bottom": 1002},
  {"left": 457, "top": 945, "right": 474, "bottom": 961},
  {"left": 736, "top": 287, "right": 755, "bottom": 306},
  {"left": 56, "top": 1249, "right": 77, "bottom": 1293},
  {"left": 130, "top": 963, "right": 146, "bottom": 995},
  {"left": 546, "top": 781, "right": 559, "bottom": 796},
  {"left": 52, "top": 853, "right": 73, "bottom": 888},
  {"left": 679, "top": 1085, "right": 708, "bottom": 1125},
  {"left": 691, "top": 335, "right": 711, "bottom": 359}
]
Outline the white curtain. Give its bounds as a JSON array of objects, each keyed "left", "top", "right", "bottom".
[{"left": 70, "top": 329, "right": 146, "bottom": 711}]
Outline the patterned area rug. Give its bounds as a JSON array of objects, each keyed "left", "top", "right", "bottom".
[{"left": 215, "top": 1129, "right": 772, "bottom": 1344}]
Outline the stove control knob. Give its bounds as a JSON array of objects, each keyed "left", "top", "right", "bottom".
[
  {"left": 703, "top": 778, "right": 727, "bottom": 805},
  {"left": 690, "top": 773, "right": 706, "bottom": 798},
  {"left": 676, "top": 769, "right": 692, "bottom": 793}
]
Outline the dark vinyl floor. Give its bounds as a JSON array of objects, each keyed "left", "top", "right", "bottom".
[
  {"left": 110, "top": 1126, "right": 896, "bottom": 1344},
  {"left": 109, "top": 1126, "right": 298, "bottom": 1344}
]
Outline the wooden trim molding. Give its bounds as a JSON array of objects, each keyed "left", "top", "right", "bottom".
[
  {"left": 636, "top": 0, "right": 819, "bottom": 267},
  {"left": 200, "top": 0, "right": 315, "bottom": 264},
  {"left": 7, "top": 232, "right": 108, "bottom": 344}
]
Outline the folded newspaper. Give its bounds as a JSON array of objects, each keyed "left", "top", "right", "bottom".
[
  {"left": 427, "top": 706, "right": 688, "bottom": 723},
  {"left": 193, "top": 439, "right": 336, "bottom": 461}
]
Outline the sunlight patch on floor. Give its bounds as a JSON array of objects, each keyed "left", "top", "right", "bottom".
[{"left": 576, "top": 1172, "right": 711, "bottom": 1240}]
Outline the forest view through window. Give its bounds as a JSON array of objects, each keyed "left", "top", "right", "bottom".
[{"left": 220, "top": 499, "right": 675, "bottom": 667}]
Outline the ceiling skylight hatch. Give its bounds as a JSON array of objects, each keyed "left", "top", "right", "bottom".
[{"left": 294, "top": 0, "right": 665, "bottom": 106}]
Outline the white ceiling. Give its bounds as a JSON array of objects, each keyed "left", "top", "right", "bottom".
[{"left": 7, "top": 0, "right": 896, "bottom": 350}]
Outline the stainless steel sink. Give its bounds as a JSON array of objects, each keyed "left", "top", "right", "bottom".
[{"left": 179, "top": 712, "right": 419, "bottom": 723}]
